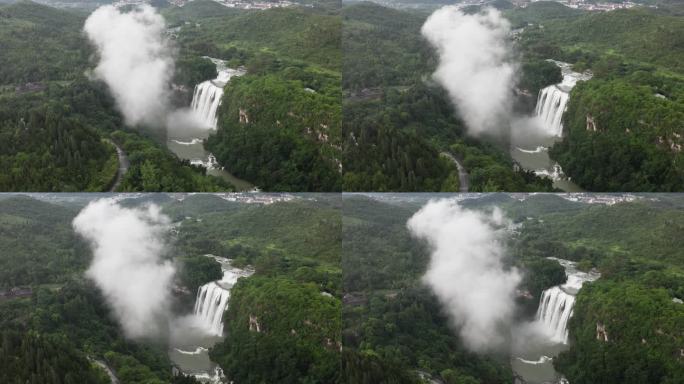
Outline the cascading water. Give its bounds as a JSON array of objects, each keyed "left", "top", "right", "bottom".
[
  {"left": 535, "top": 258, "right": 600, "bottom": 344},
  {"left": 193, "top": 282, "right": 231, "bottom": 336},
  {"left": 534, "top": 86, "right": 570, "bottom": 137},
  {"left": 190, "top": 58, "right": 246, "bottom": 129},
  {"left": 534, "top": 60, "right": 592, "bottom": 137},
  {"left": 536, "top": 286, "right": 575, "bottom": 344},
  {"left": 191, "top": 82, "right": 223, "bottom": 129}
]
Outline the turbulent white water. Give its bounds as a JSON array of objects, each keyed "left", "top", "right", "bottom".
[
  {"left": 517, "top": 355, "right": 554, "bottom": 365},
  {"left": 534, "top": 60, "right": 592, "bottom": 137},
  {"left": 189, "top": 153, "right": 221, "bottom": 171},
  {"left": 190, "top": 58, "right": 246, "bottom": 129},
  {"left": 535, "top": 258, "right": 600, "bottom": 344},
  {"left": 533, "top": 163, "right": 565, "bottom": 182},
  {"left": 516, "top": 145, "right": 548, "bottom": 154},
  {"left": 193, "top": 366, "right": 227, "bottom": 383},
  {"left": 193, "top": 255, "right": 253, "bottom": 336},
  {"left": 171, "top": 138, "right": 203, "bottom": 146},
  {"left": 174, "top": 347, "right": 209, "bottom": 355}
]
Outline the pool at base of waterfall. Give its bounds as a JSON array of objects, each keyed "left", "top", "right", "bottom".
[
  {"left": 510, "top": 135, "right": 583, "bottom": 192},
  {"left": 512, "top": 342, "right": 568, "bottom": 384},
  {"left": 169, "top": 333, "right": 223, "bottom": 383}
]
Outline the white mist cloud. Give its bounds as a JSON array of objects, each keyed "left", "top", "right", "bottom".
[
  {"left": 73, "top": 199, "right": 175, "bottom": 339},
  {"left": 84, "top": 5, "right": 173, "bottom": 127},
  {"left": 422, "top": 6, "right": 516, "bottom": 137},
  {"left": 407, "top": 199, "right": 521, "bottom": 352}
]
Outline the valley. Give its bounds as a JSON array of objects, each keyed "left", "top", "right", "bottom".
[
  {"left": 342, "top": 0, "right": 684, "bottom": 192},
  {"left": 0, "top": 0, "right": 341, "bottom": 192},
  {"left": 0, "top": 193, "right": 342, "bottom": 383},
  {"left": 342, "top": 193, "right": 684, "bottom": 384}
]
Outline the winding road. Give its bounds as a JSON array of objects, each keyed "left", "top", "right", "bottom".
[
  {"left": 441, "top": 151, "right": 469, "bottom": 192},
  {"left": 89, "top": 357, "right": 120, "bottom": 384},
  {"left": 105, "top": 139, "right": 129, "bottom": 192}
]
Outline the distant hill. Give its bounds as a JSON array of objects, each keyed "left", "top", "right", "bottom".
[
  {"left": 507, "top": 4, "right": 684, "bottom": 73},
  {"left": 505, "top": 1, "right": 583, "bottom": 26},
  {"left": 162, "top": 0, "right": 238, "bottom": 23},
  {"left": 0, "top": 1, "right": 88, "bottom": 84},
  {"left": 205, "top": 7, "right": 341, "bottom": 70}
]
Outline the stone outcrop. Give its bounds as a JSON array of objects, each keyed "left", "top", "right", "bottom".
[
  {"left": 239, "top": 108, "right": 250, "bottom": 124},
  {"left": 586, "top": 114, "right": 598, "bottom": 132},
  {"left": 596, "top": 322, "right": 609, "bottom": 342},
  {"left": 249, "top": 314, "right": 261, "bottom": 332}
]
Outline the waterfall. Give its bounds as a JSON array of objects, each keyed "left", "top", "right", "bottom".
[
  {"left": 191, "top": 81, "right": 225, "bottom": 129},
  {"left": 533, "top": 60, "right": 592, "bottom": 137},
  {"left": 189, "top": 58, "right": 246, "bottom": 129},
  {"left": 535, "top": 258, "right": 600, "bottom": 344},
  {"left": 536, "top": 286, "right": 575, "bottom": 343},
  {"left": 193, "top": 282, "right": 231, "bottom": 336},
  {"left": 534, "top": 85, "right": 569, "bottom": 137},
  {"left": 192, "top": 255, "right": 253, "bottom": 336}
]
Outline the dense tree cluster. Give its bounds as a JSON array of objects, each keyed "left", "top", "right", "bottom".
[
  {"left": 207, "top": 71, "right": 341, "bottom": 191},
  {"left": 174, "top": 56, "right": 218, "bottom": 90},
  {"left": 177, "top": 255, "right": 223, "bottom": 295},
  {"left": 518, "top": 59, "right": 563, "bottom": 97},
  {"left": 341, "top": 3, "right": 432, "bottom": 91},
  {"left": 0, "top": 1, "right": 88, "bottom": 84},
  {"left": 211, "top": 277, "right": 341, "bottom": 383},
  {"left": 0, "top": 82, "right": 120, "bottom": 191},
  {"left": 550, "top": 75, "right": 684, "bottom": 191},
  {"left": 0, "top": 197, "right": 87, "bottom": 287},
  {"left": 0, "top": 330, "right": 109, "bottom": 384}
]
